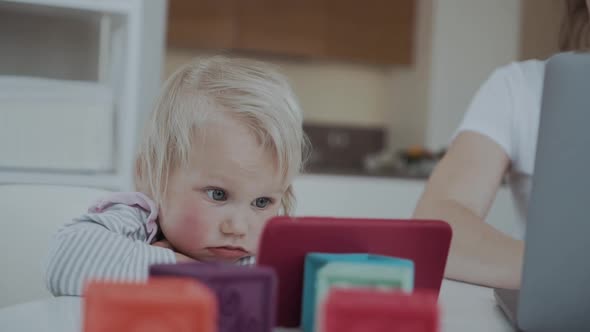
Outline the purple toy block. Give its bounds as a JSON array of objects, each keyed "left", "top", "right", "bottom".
[{"left": 150, "top": 262, "right": 277, "bottom": 332}]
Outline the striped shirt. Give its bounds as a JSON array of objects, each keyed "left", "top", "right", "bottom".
[{"left": 44, "top": 192, "right": 255, "bottom": 296}]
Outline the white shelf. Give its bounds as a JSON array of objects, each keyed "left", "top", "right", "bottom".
[
  {"left": 1, "top": 0, "right": 134, "bottom": 14},
  {"left": 0, "top": 0, "right": 167, "bottom": 191},
  {"left": 0, "top": 171, "right": 123, "bottom": 190}
]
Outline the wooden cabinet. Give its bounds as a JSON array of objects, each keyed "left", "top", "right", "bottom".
[
  {"left": 234, "top": 0, "right": 325, "bottom": 57},
  {"left": 167, "top": 0, "right": 415, "bottom": 65},
  {"left": 167, "top": 0, "right": 235, "bottom": 50},
  {"left": 323, "top": 0, "right": 414, "bottom": 64}
]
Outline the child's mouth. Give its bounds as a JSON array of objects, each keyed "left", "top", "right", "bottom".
[{"left": 206, "top": 246, "right": 249, "bottom": 260}]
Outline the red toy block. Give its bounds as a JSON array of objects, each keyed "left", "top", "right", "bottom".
[
  {"left": 321, "top": 288, "right": 439, "bottom": 332},
  {"left": 83, "top": 278, "right": 217, "bottom": 332}
]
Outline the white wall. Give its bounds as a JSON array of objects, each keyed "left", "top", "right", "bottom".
[
  {"left": 424, "top": 0, "right": 523, "bottom": 149},
  {"left": 386, "top": 0, "right": 434, "bottom": 150}
]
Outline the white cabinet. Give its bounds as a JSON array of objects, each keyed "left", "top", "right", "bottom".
[
  {"left": 0, "top": 0, "right": 167, "bottom": 190},
  {"left": 293, "top": 174, "right": 521, "bottom": 238}
]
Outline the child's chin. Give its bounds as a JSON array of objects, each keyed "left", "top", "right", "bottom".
[{"left": 194, "top": 254, "right": 241, "bottom": 264}]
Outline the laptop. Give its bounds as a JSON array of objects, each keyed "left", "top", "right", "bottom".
[
  {"left": 494, "top": 52, "right": 590, "bottom": 331},
  {"left": 257, "top": 216, "right": 452, "bottom": 328}
]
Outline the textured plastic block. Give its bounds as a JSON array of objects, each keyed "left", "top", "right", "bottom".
[
  {"left": 83, "top": 278, "right": 216, "bottom": 332},
  {"left": 321, "top": 288, "right": 439, "bottom": 332},
  {"left": 301, "top": 253, "right": 414, "bottom": 332},
  {"left": 150, "top": 262, "right": 277, "bottom": 332}
]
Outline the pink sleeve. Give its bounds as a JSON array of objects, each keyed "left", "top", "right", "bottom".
[{"left": 88, "top": 192, "right": 159, "bottom": 243}]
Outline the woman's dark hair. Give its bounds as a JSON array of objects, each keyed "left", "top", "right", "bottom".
[{"left": 559, "top": 0, "right": 590, "bottom": 51}]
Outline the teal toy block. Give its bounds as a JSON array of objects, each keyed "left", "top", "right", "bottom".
[{"left": 300, "top": 253, "right": 414, "bottom": 332}]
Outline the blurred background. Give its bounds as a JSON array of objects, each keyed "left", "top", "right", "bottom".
[
  {"left": 164, "top": 0, "right": 562, "bottom": 179},
  {"left": 0, "top": 0, "right": 569, "bottom": 308},
  {"left": 0, "top": 0, "right": 562, "bottom": 226}
]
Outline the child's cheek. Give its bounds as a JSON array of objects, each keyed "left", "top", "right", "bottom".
[{"left": 173, "top": 206, "right": 210, "bottom": 249}]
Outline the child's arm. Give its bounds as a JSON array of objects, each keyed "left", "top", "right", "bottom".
[{"left": 44, "top": 204, "right": 176, "bottom": 296}]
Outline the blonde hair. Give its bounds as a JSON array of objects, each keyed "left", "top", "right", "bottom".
[
  {"left": 135, "top": 56, "right": 308, "bottom": 214},
  {"left": 559, "top": 0, "right": 590, "bottom": 51}
]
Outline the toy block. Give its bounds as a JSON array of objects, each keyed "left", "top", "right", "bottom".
[
  {"left": 301, "top": 253, "right": 414, "bottom": 332},
  {"left": 320, "top": 288, "right": 439, "bottom": 332},
  {"left": 150, "top": 262, "right": 277, "bottom": 332},
  {"left": 83, "top": 278, "right": 216, "bottom": 332}
]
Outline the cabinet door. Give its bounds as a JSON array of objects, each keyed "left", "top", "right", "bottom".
[
  {"left": 323, "top": 0, "right": 415, "bottom": 64},
  {"left": 234, "top": 0, "right": 325, "bottom": 57},
  {"left": 166, "top": 0, "right": 415, "bottom": 64},
  {"left": 167, "top": 0, "right": 236, "bottom": 50}
]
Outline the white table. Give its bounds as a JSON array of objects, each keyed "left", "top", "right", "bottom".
[{"left": 0, "top": 280, "right": 514, "bottom": 332}]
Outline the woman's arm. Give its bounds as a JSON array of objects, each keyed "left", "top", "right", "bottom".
[{"left": 414, "top": 131, "right": 523, "bottom": 289}]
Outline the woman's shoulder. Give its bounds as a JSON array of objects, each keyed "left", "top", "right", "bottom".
[
  {"left": 498, "top": 58, "right": 546, "bottom": 173},
  {"left": 495, "top": 58, "right": 546, "bottom": 90},
  {"left": 456, "top": 58, "right": 547, "bottom": 165},
  {"left": 489, "top": 58, "right": 546, "bottom": 117},
  {"left": 505, "top": 58, "right": 546, "bottom": 73}
]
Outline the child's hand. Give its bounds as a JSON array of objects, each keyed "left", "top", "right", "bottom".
[
  {"left": 174, "top": 252, "right": 195, "bottom": 263},
  {"left": 151, "top": 239, "right": 174, "bottom": 249},
  {"left": 152, "top": 240, "right": 195, "bottom": 263}
]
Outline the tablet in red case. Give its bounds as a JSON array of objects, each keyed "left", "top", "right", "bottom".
[{"left": 257, "top": 217, "right": 452, "bottom": 328}]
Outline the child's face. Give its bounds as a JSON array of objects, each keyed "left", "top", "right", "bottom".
[{"left": 159, "top": 114, "right": 287, "bottom": 262}]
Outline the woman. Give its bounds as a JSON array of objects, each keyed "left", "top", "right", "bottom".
[{"left": 413, "top": 0, "right": 590, "bottom": 289}]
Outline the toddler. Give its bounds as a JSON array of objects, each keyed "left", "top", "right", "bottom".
[{"left": 44, "top": 56, "right": 307, "bottom": 296}]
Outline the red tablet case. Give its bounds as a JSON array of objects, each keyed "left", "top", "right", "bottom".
[{"left": 257, "top": 217, "right": 452, "bottom": 328}]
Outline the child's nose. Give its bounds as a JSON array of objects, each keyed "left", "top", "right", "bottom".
[{"left": 220, "top": 213, "right": 248, "bottom": 237}]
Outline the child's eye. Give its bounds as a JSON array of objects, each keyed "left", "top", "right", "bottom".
[
  {"left": 206, "top": 189, "right": 227, "bottom": 201},
  {"left": 252, "top": 197, "right": 272, "bottom": 209}
]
